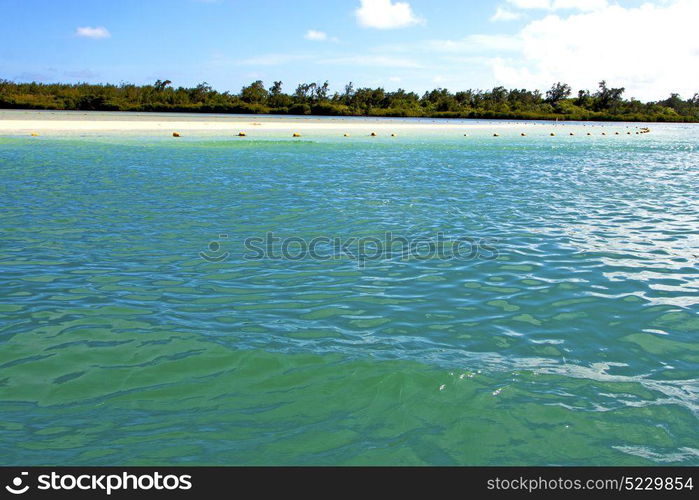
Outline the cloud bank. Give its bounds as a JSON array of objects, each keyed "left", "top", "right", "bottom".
[{"left": 493, "top": 0, "right": 699, "bottom": 100}]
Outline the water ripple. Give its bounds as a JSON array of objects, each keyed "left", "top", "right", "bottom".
[{"left": 1, "top": 123, "right": 698, "bottom": 465}]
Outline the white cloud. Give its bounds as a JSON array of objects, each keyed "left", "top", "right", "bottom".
[
  {"left": 321, "top": 54, "right": 422, "bottom": 68},
  {"left": 492, "top": 0, "right": 699, "bottom": 100},
  {"left": 507, "top": 0, "right": 550, "bottom": 8},
  {"left": 376, "top": 0, "right": 697, "bottom": 99},
  {"left": 550, "top": 0, "right": 607, "bottom": 11},
  {"left": 506, "top": 0, "right": 607, "bottom": 11},
  {"left": 355, "top": 0, "right": 423, "bottom": 29},
  {"left": 304, "top": 30, "right": 327, "bottom": 41},
  {"left": 304, "top": 30, "right": 338, "bottom": 42},
  {"left": 75, "top": 26, "right": 111, "bottom": 39},
  {"left": 491, "top": 6, "right": 522, "bottom": 21},
  {"left": 426, "top": 34, "right": 521, "bottom": 53}
]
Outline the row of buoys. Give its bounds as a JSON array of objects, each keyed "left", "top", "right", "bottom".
[
  {"left": 490, "top": 130, "right": 649, "bottom": 137},
  {"left": 170, "top": 131, "right": 401, "bottom": 138},
  {"left": 226, "top": 131, "right": 398, "bottom": 138},
  {"left": 24, "top": 127, "right": 650, "bottom": 140},
  {"left": 169, "top": 128, "right": 651, "bottom": 139}
]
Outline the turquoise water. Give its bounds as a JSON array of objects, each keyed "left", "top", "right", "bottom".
[{"left": 1, "top": 120, "right": 698, "bottom": 465}]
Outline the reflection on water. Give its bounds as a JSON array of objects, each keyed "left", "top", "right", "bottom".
[{"left": 0, "top": 122, "right": 698, "bottom": 465}]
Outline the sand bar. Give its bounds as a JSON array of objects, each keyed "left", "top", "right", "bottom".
[{"left": 0, "top": 110, "right": 619, "bottom": 136}]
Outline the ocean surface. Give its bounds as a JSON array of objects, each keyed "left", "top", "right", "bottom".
[{"left": 1, "top": 114, "right": 697, "bottom": 465}]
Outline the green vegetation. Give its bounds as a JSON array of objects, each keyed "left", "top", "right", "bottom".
[{"left": 1, "top": 78, "right": 697, "bottom": 122}]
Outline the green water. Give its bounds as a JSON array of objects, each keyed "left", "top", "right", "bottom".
[{"left": 1, "top": 122, "right": 698, "bottom": 465}]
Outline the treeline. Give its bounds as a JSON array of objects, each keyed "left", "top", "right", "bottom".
[{"left": 1, "top": 78, "right": 698, "bottom": 122}]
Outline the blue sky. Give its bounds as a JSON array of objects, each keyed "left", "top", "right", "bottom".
[{"left": 1, "top": 0, "right": 697, "bottom": 101}]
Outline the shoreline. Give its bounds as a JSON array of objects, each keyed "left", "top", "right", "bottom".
[{"left": 0, "top": 110, "right": 664, "bottom": 135}]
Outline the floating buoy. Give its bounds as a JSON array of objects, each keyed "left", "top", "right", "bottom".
[
  {"left": 30, "top": 132, "right": 39, "bottom": 137},
  {"left": 238, "top": 132, "right": 246, "bottom": 137},
  {"left": 172, "top": 132, "right": 180, "bottom": 137},
  {"left": 292, "top": 132, "right": 301, "bottom": 137},
  {"left": 370, "top": 132, "right": 377, "bottom": 137}
]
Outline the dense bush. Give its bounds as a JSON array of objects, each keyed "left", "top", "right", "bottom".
[{"left": 0, "top": 78, "right": 696, "bottom": 122}]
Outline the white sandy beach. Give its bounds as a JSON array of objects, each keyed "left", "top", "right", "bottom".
[
  {"left": 0, "top": 117, "right": 521, "bottom": 133},
  {"left": 0, "top": 120, "right": 510, "bottom": 133},
  {"left": 0, "top": 110, "right": 628, "bottom": 137}
]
